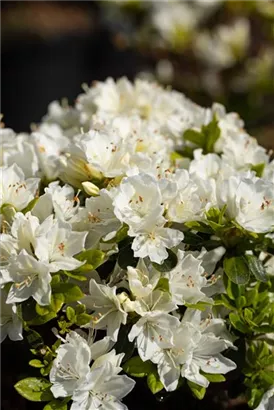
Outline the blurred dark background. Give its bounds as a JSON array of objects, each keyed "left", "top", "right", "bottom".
[{"left": 1, "top": 1, "right": 148, "bottom": 132}]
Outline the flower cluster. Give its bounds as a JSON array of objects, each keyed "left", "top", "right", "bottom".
[{"left": 1, "top": 77, "right": 274, "bottom": 410}]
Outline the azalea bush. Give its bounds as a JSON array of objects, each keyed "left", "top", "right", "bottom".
[{"left": 1, "top": 77, "right": 274, "bottom": 410}]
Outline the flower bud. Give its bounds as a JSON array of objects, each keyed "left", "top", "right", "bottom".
[{"left": 82, "top": 181, "right": 100, "bottom": 196}]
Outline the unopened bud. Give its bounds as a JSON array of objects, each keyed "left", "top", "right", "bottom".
[{"left": 82, "top": 181, "right": 100, "bottom": 196}]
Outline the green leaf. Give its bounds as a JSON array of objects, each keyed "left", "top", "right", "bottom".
[
  {"left": 123, "top": 356, "right": 154, "bottom": 378},
  {"left": 36, "top": 304, "right": 51, "bottom": 316},
  {"left": 50, "top": 293, "right": 65, "bottom": 313},
  {"left": 214, "top": 294, "right": 236, "bottom": 310},
  {"left": 183, "top": 129, "right": 204, "bottom": 147},
  {"left": 62, "top": 270, "right": 87, "bottom": 281},
  {"left": 245, "top": 255, "right": 268, "bottom": 282},
  {"left": 118, "top": 243, "right": 138, "bottom": 270},
  {"left": 236, "top": 295, "right": 247, "bottom": 309},
  {"left": 187, "top": 380, "right": 206, "bottom": 400},
  {"left": 147, "top": 368, "right": 164, "bottom": 394},
  {"left": 66, "top": 306, "right": 75, "bottom": 322},
  {"left": 201, "top": 372, "right": 225, "bottom": 383},
  {"left": 223, "top": 256, "right": 250, "bottom": 285},
  {"left": 203, "top": 116, "right": 221, "bottom": 153},
  {"left": 51, "top": 283, "right": 84, "bottom": 303},
  {"left": 29, "top": 360, "right": 45, "bottom": 368},
  {"left": 251, "top": 163, "right": 265, "bottom": 178},
  {"left": 43, "top": 399, "right": 68, "bottom": 410},
  {"left": 75, "top": 313, "right": 92, "bottom": 326},
  {"left": 25, "top": 329, "right": 44, "bottom": 349},
  {"left": 223, "top": 273, "right": 242, "bottom": 300},
  {"left": 28, "top": 312, "right": 57, "bottom": 326},
  {"left": 229, "top": 312, "right": 250, "bottom": 333},
  {"left": 14, "top": 377, "right": 53, "bottom": 402},
  {"left": 155, "top": 278, "right": 170, "bottom": 293},
  {"left": 152, "top": 249, "right": 177, "bottom": 272},
  {"left": 185, "top": 221, "right": 213, "bottom": 234},
  {"left": 75, "top": 249, "right": 105, "bottom": 269}
]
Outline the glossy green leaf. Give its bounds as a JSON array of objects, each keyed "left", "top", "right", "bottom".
[
  {"left": 201, "top": 372, "right": 225, "bottom": 383},
  {"left": 245, "top": 255, "right": 268, "bottom": 282},
  {"left": 14, "top": 377, "right": 53, "bottom": 402},
  {"left": 123, "top": 356, "right": 154, "bottom": 378},
  {"left": 223, "top": 256, "right": 250, "bottom": 285},
  {"left": 43, "top": 399, "right": 68, "bottom": 410},
  {"left": 75, "top": 249, "right": 105, "bottom": 269},
  {"left": 66, "top": 306, "right": 75, "bottom": 322},
  {"left": 229, "top": 312, "right": 250, "bottom": 333},
  {"left": 147, "top": 368, "right": 164, "bottom": 394},
  {"left": 51, "top": 283, "right": 84, "bottom": 303},
  {"left": 187, "top": 380, "right": 206, "bottom": 400},
  {"left": 29, "top": 360, "right": 45, "bottom": 369}
]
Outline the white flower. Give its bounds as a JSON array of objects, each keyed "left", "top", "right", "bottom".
[
  {"left": 128, "top": 311, "right": 180, "bottom": 362},
  {"left": 189, "top": 149, "right": 222, "bottom": 180},
  {"left": 0, "top": 289, "right": 23, "bottom": 343},
  {"left": 131, "top": 223, "right": 184, "bottom": 264},
  {"left": 74, "top": 188, "right": 122, "bottom": 248},
  {"left": 7, "top": 212, "right": 86, "bottom": 273},
  {"left": 113, "top": 173, "right": 164, "bottom": 233},
  {"left": 0, "top": 164, "right": 40, "bottom": 212},
  {"left": 180, "top": 309, "right": 236, "bottom": 387},
  {"left": 222, "top": 132, "right": 269, "bottom": 171},
  {"left": 254, "top": 388, "right": 274, "bottom": 410},
  {"left": 31, "top": 124, "right": 69, "bottom": 180},
  {"left": 127, "top": 258, "right": 160, "bottom": 299},
  {"left": 50, "top": 331, "right": 92, "bottom": 398},
  {"left": 43, "top": 100, "right": 81, "bottom": 136},
  {"left": 1, "top": 129, "right": 39, "bottom": 178},
  {"left": 217, "top": 175, "right": 274, "bottom": 233},
  {"left": 32, "top": 181, "right": 80, "bottom": 222},
  {"left": 71, "top": 361, "right": 135, "bottom": 410},
  {"left": 76, "top": 129, "right": 133, "bottom": 178},
  {"left": 35, "top": 218, "right": 87, "bottom": 272},
  {"left": 152, "top": 321, "right": 199, "bottom": 392},
  {"left": 6, "top": 250, "right": 52, "bottom": 306},
  {"left": 83, "top": 279, "right": 128, "bottom": 342},
  {"left": 166, "top": 170, "right": 205, "bottom": 223},
  {"left": 50, "top": 331, "right": 135, "bottom": 410},
  {"left": 213, "top": 103, "right": 245, "bottom": 153},
  {"left": 165, "top": 250, "right": 212, "bottom": 306}
]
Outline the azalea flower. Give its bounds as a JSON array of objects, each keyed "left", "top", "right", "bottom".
[
  {"left": 0, "top": 164, "right": 40, "bottom": 212},
  {"left": 165, "top": 250, "right": 212, "bottom": 305},
  {"left": 217, "top": 175, "right": 274, "bottom": 233},
  {"left": 83, "top": 279, "right": 128, "bottom": 342},
  {"left": 50, "top": 331, "right": 135, "bottom": 410},
  {"left": 128, "top": 311, "right": 180, "bottom": 362},
  {"left": 127, "top": 258, "right": 160, "bottom": 299},
  {"left": 0, "top": 289, "right": 23, "bottom": 343},
  {"left": 5, "top": 250, "right": 52, "bottom": 306}
]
